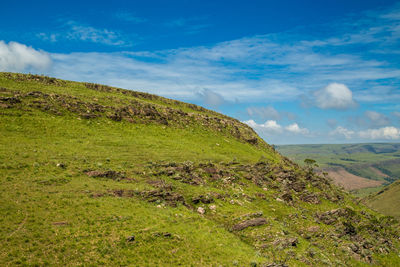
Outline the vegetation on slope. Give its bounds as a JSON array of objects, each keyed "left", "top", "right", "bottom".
[
  {"left": 363, "top": 180, "right": 400, "bottom": 219},
  {"left": 1, "top": 73, "right": 400, "bottom": 266}
]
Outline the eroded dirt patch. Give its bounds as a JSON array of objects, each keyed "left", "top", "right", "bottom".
[{"left": 325, "top": 168, "right": 383, "bottom": 190}]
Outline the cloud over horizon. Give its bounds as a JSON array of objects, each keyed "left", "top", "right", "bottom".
[{"left": 0, "top": 41, "right": 51, "bottom": 72}]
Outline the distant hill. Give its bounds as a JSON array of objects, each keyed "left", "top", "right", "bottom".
[
  {"left": 277, "top": 143, "right": 400, "bottom": 195},
  {"left": 1, "top": 72, "right": 400, "bottom": 266},
  {"left": 363, "top": 180, "right": 400, "bottom": 219}
]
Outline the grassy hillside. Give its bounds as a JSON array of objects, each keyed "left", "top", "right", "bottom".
[
  {"left": 363, "top": 180, "right": 400, "bottom": 219},
  {"left": 1, "top": 72, "right": 400, "bottom": 266}
]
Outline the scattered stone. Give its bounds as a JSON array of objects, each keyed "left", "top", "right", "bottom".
[
  {"left": 280, "top": 192, "right": 293, "bottom": 202},
  {"left": 264, "top": 264, "right": 288, "bottom": 267},
  {"left": 192, "top": 194, "right": 214, "bottom": 204},
  {"left": 255, "top": 192, "right": 266, "bottom": 199},
  {"left": 0, "top": 96, "right": 21, "bottom": 104},
  {"left": 126, "top": 235, "right": 135, "bottom": 242},
  {"left": 52, "top": 221, "right": 68, "bottom": 226},
  {"left": 209, "top": 204, "right": 216, "bottom": 211},
  {"left": 300, "top": 193, "right": 320, "bottom": 204},
  {"left": 197, "top": 207, "right": 205, "bottom": 215},
  {"left": 140, "top": 189, "right": 186, "bottom": 207},
  {"left": 317, "top": 208, "right": 349, "bottom": 225},
  {"left": 232, "top": 218, "right": 267, "bottom": 231},
  {"left": 273, "top": 237, "right": 298, "bottom": 248},
  {"left": 56, "top": 163, "right": 66, "bottom": 168},
  {"left": 307, "top": 226, "right": 320, "bottom": 233},
  {"left": 153, "top": 232, "right": 172, "bottom": 238}
]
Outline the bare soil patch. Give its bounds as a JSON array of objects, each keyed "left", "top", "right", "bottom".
[
  {"left": 326, "top": 168, "right": 383, "bottom": 190},
  {"left": 368, "top": 167, "right": 389, "bottom": 178}
]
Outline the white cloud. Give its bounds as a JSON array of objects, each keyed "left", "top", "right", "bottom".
[
  {"left": 0, "top": 41, "right": 52, "bottom": 72},
  {"left": 261, "top": 120, "right": 283, "bottom": 132},
  {"left": 65, "top": 21, "right": 125, "bottom": 46},
  {"left": 285, "top": 123, "right": 309, "bottom": 135},
  {"left": 330, "top": 125, "right": 400, "bottom": 140},
  {"left": 37, "top": 21, "right": 127, "bottom": 46},
  {"left": 36, "top": 33, "right": 58, "bottom": 42},
  {"left": 359, "top": 126, "right": 400, "bottom": 140},
  {"left": 244, "top": 120, "right": 282, "bottom": 133},
  {"left": 314, "top": 83, "right": 357, "bottom": 110},
  {"left": 330, "top": 126, "right": 355, "bottom": 139},
  {"left": 244, "top": 120, "right": 309, "bottom": 136}
]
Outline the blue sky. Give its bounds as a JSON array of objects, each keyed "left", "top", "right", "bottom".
[{"left": 1, "top": 0, "right": 400, "bottom": 144}]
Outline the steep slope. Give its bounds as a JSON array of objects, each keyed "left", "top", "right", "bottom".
[
  {"left": 363, "top": 180, "right": 400, "bottom": 219},
  {"left": 1, "top": 72, "right": 400, "bottom": 266}
]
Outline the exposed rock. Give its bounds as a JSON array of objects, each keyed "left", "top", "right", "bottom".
[
  {"left": 52, "top": 221, "right": 68, "bottom": 226},
  {"left": 290, "top": 181, "right": 306, "bottom": 192},
  {"left": 126, "top": 235, "right": 135, "bottom": 242},
  {"left": 192, "top": 194, "right": 214, "bottom": 204},
  {"left": 232, "top": 218, "right": 267, "bottom": 231},
  {"left": 280, "top": 192, "right": 293, "bottom": 202},
  {"left": 85, "top": 170, "right": 125, "bottom": 180},
  {"left": 316, "top": 208, "right": 349, "bottom": 225},
  {"left": 272, "top": 237, "right": 299, "bottom": 248},
  {"left": 140, "top": 189, "right": 186, "bottom": 207},
  {"left": 307, "top": 226, "right": 320, "bottom": 233},
  {"left": 197, "top": 207, "right": 205, "bottom": 215},
  {"left": 0, "top": 96, "right": 21, "bottom": 104},
  {"left": 300, "top": 192, "right": 320, "bottom": 204}
]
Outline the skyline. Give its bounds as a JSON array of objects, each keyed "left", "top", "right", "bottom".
[{"left": 1, "top": 0, "right": 400, "bottom": 144}]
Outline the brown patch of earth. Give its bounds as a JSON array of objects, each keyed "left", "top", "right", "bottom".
[
  {"left": 368, "top": 167, "right": 389, "bottom": 178},
  {"left": 325, "top": 168, "right": 383, "bottom": 190}
]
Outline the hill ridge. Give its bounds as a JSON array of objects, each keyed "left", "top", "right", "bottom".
[{"left": 1, "top": 72, "right": 400, "bottom": 266}]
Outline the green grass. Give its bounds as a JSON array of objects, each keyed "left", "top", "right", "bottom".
[
  {"left": 363, "top": 181, "right": 400, "bottom": 219},
  {"left": 1, "top": 72, "right": 400, "bottom": 266}
]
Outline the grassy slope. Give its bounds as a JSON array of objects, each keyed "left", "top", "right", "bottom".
[
  {"left": 1, "top": 73, "right": 400, "bottom": 266},
  {"left": 363, "top": 180, "right": 400, "bottom": 219}
]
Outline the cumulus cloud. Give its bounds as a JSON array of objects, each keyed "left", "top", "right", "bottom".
[
  {"left": 359, "top": 126, "right": 400, "bottom": 140},
  {"left": 197, "top": 89, "right": 225, "bottom": 108},
  {"left": 330, "top": 126, "right": 355, "bottom": 139},
  {"left": 244, "top": 120, "right": 282, "bottom": 133},
  {"left": 0, "top": 41, "right": 52, "bottom": 72},
  {"left": 244, "top": 120, "right": 309, "bottom": 136},
  {"left": 330, "top": 125, "right": 400, "bottom": 140},
  {"left": 314, "top": 83, "right": 357, "bottom": 110},
  {"left": 285, "top": 123, "right": 309, "bottom": 134}
]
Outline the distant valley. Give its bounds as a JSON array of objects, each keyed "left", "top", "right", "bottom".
[{"left": 276, "top": 143, "right": 400, "bottom": 197}]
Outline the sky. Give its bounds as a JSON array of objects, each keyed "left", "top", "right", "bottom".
[{"left": 1, "top": 0, "right": 400, "bottom": 144}]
